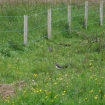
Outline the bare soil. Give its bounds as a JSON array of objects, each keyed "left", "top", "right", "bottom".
[{"left": 0, "top": 81, "right": 24, "bottom": 99}]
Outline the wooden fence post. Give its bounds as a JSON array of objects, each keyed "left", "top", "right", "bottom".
[
  {"left": 84, "top": 1, "right": 88, "bottom": 29},
  {"left": 48, "top": 8, "right": 52, "bottom": 39},
  {"left": 68, "top": 5, "right": 71, "bottom": 31},
  {"left": 24, "top": 15, "right": 28, "bottom": 45},
  {"left": 99, "top": 0, "right": 103, "bottom": 26}
]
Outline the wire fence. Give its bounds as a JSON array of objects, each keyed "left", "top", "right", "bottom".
[{"left": 0, "top": 1, "right": 105, "bottom": 48}]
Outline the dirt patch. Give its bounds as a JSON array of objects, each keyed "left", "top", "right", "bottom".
[
  {"left": 0, "top": 84, "right": 15, "bottom": 98},
  {"left": 0, "top": 81, "right": 24, "bottom": 99}
]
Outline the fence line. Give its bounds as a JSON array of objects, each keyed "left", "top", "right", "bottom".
[{"left": 0, "top": 0, "right": 105, "bottom": 46}]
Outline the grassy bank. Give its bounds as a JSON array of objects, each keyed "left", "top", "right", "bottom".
[{"left": 0, "top": 1, "right": 105, "bottom": 105}]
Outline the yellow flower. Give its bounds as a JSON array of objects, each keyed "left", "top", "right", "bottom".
[
  {"left": 89, "top": 90, "right": 93, "bottom": 93},
  {"left": 62, "top": 93, "right": 65, "bottom": 96},
  {"left": 95, "top": 78, "right": 97, "bottom": 81},
  {"left": 84, "top": 98, "right": 88, "bottom": 101},
  {"left": 54, "top": 95, "right": 58, "bottom": 98},
  {"left": 54, "top": 82, "right": 57, "bottom": 85},
  {"left": 24, "top": 90, "right": 26, "bottom": 93},
  {"left": 90, "top": 77, "right": 93, "bottom": 79},
  {"left": 54, "top": 96, "right": 57, "bottom": 98},
  {"left": 63, "top": 90, "right": 66, "bottom": 93},
  {"left": 34, "top": 74, "right": 37, "bottom": 77},
  {"left": 94, "top": 96, "right": 98, "bottom": 100},
  {"left": 36, "top": 90, "right": 39, "bottom": 93},
  {"left": 99, "top": 90, "right": 101, "bottom": 92},
  {"left": 99, "top": 82, "right": 101, "bottom": 85},
  {"left": 45, "top": 96, "right": 48, "bottom": 98},
  {"left": 39, "top": 89, "right": 42, "bottom": 92},
  {"left": 59, "top": 78, "right": 63, "bottom": 80}
]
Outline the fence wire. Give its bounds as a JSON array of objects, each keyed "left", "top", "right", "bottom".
[{"left": 0, "top": 1, "right": 105, "bottom": 49}]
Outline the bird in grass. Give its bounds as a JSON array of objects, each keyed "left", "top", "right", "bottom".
[
  {"left": 55, "top": 62, "right": 68, "bottom": 69},
  {"left": 48, "top": 46, "right": 52, "bottom": 52}
]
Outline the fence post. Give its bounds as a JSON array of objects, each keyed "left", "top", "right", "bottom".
[
  {"left": 48, "top": 8, "right": 52, "bottom": 39},
  {"left": 24, "top": 15, "right": 28, "bottom": 45},
  {"left": 84, "top": 1, "right": 88, "bottom": 29},
  {"left": 68, "top": 5, "right": 71, "bottom": 31},
  {"left": 99, "top": 0, "right": 103, "bottom": 26}
]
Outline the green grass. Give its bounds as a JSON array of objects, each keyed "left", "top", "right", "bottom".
[{"left": 0, "top": 1, "right": 105, "bottom": 105}]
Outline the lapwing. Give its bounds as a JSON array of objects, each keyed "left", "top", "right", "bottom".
[{"left": 55, "top": 62, "right": 68, "bottom": 69}]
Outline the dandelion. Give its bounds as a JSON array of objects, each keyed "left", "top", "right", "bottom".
[
  {"left": 45, "top": 96, "right": 48, "bottom": 98},
  {"left": 12, "top": 102, "right": 14, "bottom": 105},
  {"left": 102, "top": 77, "right": 104, "bottom": 79},
  {"left": 90, "top": 76, "right": 93, "bottom": 79},
  {"left": 39, "top": 89, "right": 42, "bottom": 92},
  {"left": 59, "top": 78, "right": 63, "bottom": 80},
  {"left": 54, "top": 96, "right": 57, "bottom": 98},
  {"left": 63, "top": 90, "right": 66, "bottom": 93},
  {"left": 24, "top": 90, "right": 26, "bottom": 93},
  {"left": 90, "top": 70, "right": 92, "bottom": 72},
  {"left": 36, "top": 90, "right": 39, "bottom": 93},
  {"left": 34, "top": 74, "right": 37, "bottom": 77},
  {"left": 46, "top": 91, "right": 51, "bottom": 94},
  {"left": 99, "top": 82, "right": 101, "bottom": 85},
  {"left": 89, "top": 90, "right": 93, "bottom": 93},
  {"left": 5, "top": 100, "right": 9, "bottom": 103},
  {"left": 95, "top": 78, "right": 97, "bottom": 81},
  {"left": 84, "top": 98, "right": 88, "bottom": 101},
  {"left": 94, "top": 96, "right": 98, "bottom": 100},
  {"left": 54, "top": 82, "right": 57, "bottom": 85},
  {"left": 62, "top": 93, "right": 65, "bottom": 96},
  {"left": 99, "top": 90, "right": 101, "bottom": 92},
  {"left": 89, "top": 63, "right": 92, "bottom": 66},
  {"left": 66, "top": 85, "right": 68, "bottom": 88}
]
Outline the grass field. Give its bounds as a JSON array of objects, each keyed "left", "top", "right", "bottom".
[{"left": 0, "top": 1, "right": 105, "bottom": 105}]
